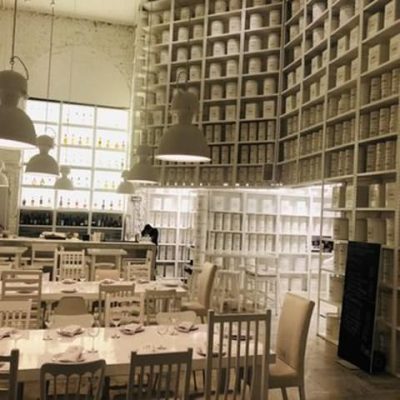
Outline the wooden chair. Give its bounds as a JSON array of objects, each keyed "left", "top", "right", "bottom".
[
  {"left": 123, "top": 349, "right": 193, "bottom": 400},
  {"left": 269, "top": 293, "right": 315, "bottom": 400},
  {"left": 52, "top": 314, "right": 94, "bottom": 329},
  {"left": 40, "top": 359, "right": 106, "bottom": 400},
  {"left": 213, "top": 269, "right": 241, "bottom": 312},
  {"left": 54, "top": 296, "right": 88, "bottom": 315},
  {"left": 30, "top": 243, "right": 59, "bottom": 275},
  {"left": 0, "top": 300, "right": 32, "bottom": 329},
  {"left": 0, "top": 349, "right": 19, "bottom": 400},
  {"left": 144, "top": 289, "right": 177, "bottom": 325},
  {"left": 95, "top": 268, "right": 120, "bottom": 281},
  {"left": 205, "top": 309, "right": 271, "bottom": 400},
  {"left": 155, "top": 310, "right": 196, "bottom": 325},
  {"left": 181, "top": 262, "right": 217, "bottom": 322},
  {"left": 57, "top": 250, "right": 87, "bottom": 281},
  {"left": 1, "top": 270, "right": 42, "bottom": 329}
]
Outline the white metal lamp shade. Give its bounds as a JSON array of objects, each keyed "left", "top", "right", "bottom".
[
  {"left": 116, "top": 170, "right": 135, "bottom": 194},
  {"left": 0, "top": 70, "right": 36, "bottom": 149},
  {"left": 0, "top": 161, "right": 9, "bottom": 187},
  {"left": 54, "top": 165, "right": 73, "bottom": 190},
  {"left": 128, "top": 145, "right": 159, "bottom": 184},
  {"left": 26, "top": 135, "right": 59, "bottom": 176}
]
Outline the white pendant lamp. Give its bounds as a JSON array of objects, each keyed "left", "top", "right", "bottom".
[
  {"left": 26, "top": 135, "right": 59, "bottom": 176},
  {"left": 117, "top": 170, "right": 135, "bottom": 194},
  {"left": 0, "top": 161, "right": 9, "bottom": 187},
  {"left": 0, "top": 0, "right": 36, "bottom": 149},
  {"left": 54, "top": 166, "right": 73, "bottom": 190},
  {"left": 128, "top": 144, "right": 159, "bottom": 184}
]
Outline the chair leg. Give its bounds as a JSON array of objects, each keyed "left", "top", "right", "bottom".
[
  {"left": 281, "top": 387, "right": 289, "bottom": 400},
  {"left": 299, "top": 384, "right": 306, "bottom": 400}
]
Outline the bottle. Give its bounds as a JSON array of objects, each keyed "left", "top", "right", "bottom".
[
  {"left": 98, "top": 137, "right": 102, "bottom": 147},
  {"left": 30, "top": 197, "right": 35, "bottom": 206},
  {"left": 22, "top": 198, "right": 26, "bottom": 206},
  {"left": 59, "top": 196, "right": 63, "bottom": 207},
  {"left": 40, "top": 178, "right": 45, "bottom": 186},
  {"left": 78, "top": 136, "right": 82, "bottom": 145},
  {"left": 101, "top": 200, "right": 105, "bottom": 210},
  {"left": 121, "top": 141, "right": 126, "bottom": 149},
  {"left": 110, "top": 200, "right": 113, "bottom": 210},
  {"left": 47, "top": 197, "right": 51, "bottom": 206},
  {"left": 67, "top": 198, "right": 71, "bottom": 207},
  {"left": 39, "top": 196, "right": 43, "bottom": 206},
  {"left": 63, "top": 134, "right": 68, "bottom": 145},
  {"left": 106, "top": 139, "right": 110, "bottom": 148},
  {"left": 71, "top": 134, "right": 76, "bottom": 145}
]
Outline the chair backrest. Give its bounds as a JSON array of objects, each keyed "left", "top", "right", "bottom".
[
  {"left": 125, "top": 261, "right": 151, "bottom": 281},
  {"left": 144, "top": 289, "right": 177, "bottom": 324},
  {"left": 0, "top": 299, "right": 32, "bottom": 329},
  {"left": 57, "top": 250, "right": 86, "bottom": 281},
  {"left": 0, "top": 349, "right": 19, "bottom": 400},
  {"left": 197, "top": 262, "right": 217, "bottom": 309},
  {"left": 155, "top": 311, "right": 197, "bottom": 325},
  {"left": 40, "top": 359, "right": 106, "bottom": 400},
  {"left": 99, "top": 283, "right": 136, "bottom": 326},
  {"left": 276, "top": 293, "right": 315, "bottom": 376},
  {"left": 95, "top": 267, "right": 120, "bottom": 281},
  {"left": 54, "top": 296, "right": 88, "bottom": 315},
  {"left": 1, "top": 270, "right": 42, "bottom": 328},
  {"left": 126, "top": 349, "right": 193, "bottom": 400},
  {"left": 205, "top": 309, "right": 271, "bottom": 400},
  {"left": 52, "top": 314, "right": 94, "bottom": 329},
  {"left": 31, "top": 243, "right": 59, "bottom": 266}
]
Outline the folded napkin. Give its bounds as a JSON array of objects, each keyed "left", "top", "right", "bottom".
[
  {"left": 137, "top": 279, "right": 149, "bottom": 284},
  {"left": 52, "top": 345, "right": 84, "bottom": 363},
  {"left": 61, "top": 288, "right": 77, "bottom": 294},
  {"left": 100, "top": 279, "right": 115, "bottom": 285},
  {"left": 57, "top": 325, "right": 83, "bottom": 337},
  {"left": 175, "top": 322, "right": 197, "bottom": 333},
  {"left": 120, "top": 323, "right": 144, "bottom": 335},
  {"left": 61, "top": 279, "right": 76, "bottom": 284},
  {"left": 0, "top": 328, "right": 14, "bottom": 339},
  {"left": 196, "top": 342, "right": 226, "bottom": 357}
]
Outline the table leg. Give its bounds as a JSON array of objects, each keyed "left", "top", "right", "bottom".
[
  {"left": 90, "top": 255, "right": 96, "bottom": 281},
  {"left": 139, "top": 294, "right": 145, "bottom": 325}
]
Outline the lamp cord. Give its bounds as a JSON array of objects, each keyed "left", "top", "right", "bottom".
[{"left": 10, "top": 0, "right": 17, "bottom": 69}]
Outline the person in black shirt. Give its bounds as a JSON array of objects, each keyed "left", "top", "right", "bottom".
[{"left": 141, "top": 224, "right": 159, "bottom": 246}]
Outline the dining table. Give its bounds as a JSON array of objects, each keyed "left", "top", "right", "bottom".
[{"left": 1, "top": 325, "right": 275, "bottom": 400}]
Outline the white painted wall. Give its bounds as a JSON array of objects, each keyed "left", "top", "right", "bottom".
[{"left": 0, "top": 9, "right": 135, "bottom": 108}]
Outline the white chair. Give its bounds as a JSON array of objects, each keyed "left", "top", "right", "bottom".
[
  {"left": 95, "top": 268, "right": 120, "bottom": 281},
  {"left": 144, "top": 289, "right": 177, "bottom": 325},
  {"left": 205, "top": 309, "right": 271, "bottom": 400},
  {"left": 54, "top": 296, "right": 88, "bottom": 315},
  {"left": 181, "top": 262, "right": 217, "bottom": 322},
  {"left": 124, "top": 260, "right": 152, "bottom": 281},
  {"left": 57, "top": 250, "right": 87, "bottom": 281},
  {"left": 30, "top": 243, "right": 59, "bottom": 272},
  {"left": 0, "top": 349, "right": 19, "bottom": 400},
  {"left": 0, "top": 300, "right": 32, "bottom": 329},
  {"left": 269, "top": 293, "right": 315, "bottom": 400},
  {"left": 213, "top": 269, "right": 241, "bottom": 312},
  {"left": 52, "top": 314, "right": 94, "bottom": 329}
]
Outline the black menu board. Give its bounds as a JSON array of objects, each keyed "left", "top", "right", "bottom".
[{"left": 338, "top": 241, "right": 381, "bottom": 373}]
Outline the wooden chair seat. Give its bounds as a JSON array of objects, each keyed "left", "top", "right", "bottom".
[{"left": 269, "top": 358, "right": 298, "bottom": 386}]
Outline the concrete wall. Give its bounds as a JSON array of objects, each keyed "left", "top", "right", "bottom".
[{"left": 0, "top": 9, "right": 135, "bottom": 108}]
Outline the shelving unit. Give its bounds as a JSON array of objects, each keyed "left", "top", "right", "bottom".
[
  {"left": 19, "top": 99, "right": 130, "bottom": 240},
  {"left": 136, "top": 0, "right": 284, "bottom": 187}
]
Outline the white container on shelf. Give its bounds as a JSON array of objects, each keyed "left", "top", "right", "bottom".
[
  {"left": 326, "top": 313, "right": 340, "bottom": 340},
  {"left": 339, "top": 5, "right": 354, "bottom": 25},
  {"left": 245, "top": 80, "right": 258, "bottom": 96},
  {"left": 333, "top": 218, "right": 349, "bottom": 240},
  {"left": 245, "top": 103, "right": 258, "bottom": 119},
  {"left": 158, "top": 70, "right": 167, "bottom": 84},
  {"left": 209, "top": 105, "right": 221, "bottom": 121},
  {"left": 329, "top": 275, "right": 344, "bottom": 303},
  {"left": 385, "top": 182, "right": 396, "bottom": 208},
  {"left": 386, "top": 218, "right": 395, "bottom": 246},
  {"left": 263, "top": 100, "right": 275, "bottom": 118},
  {"left": 213, "top": 41, "right": 226, "bottom": 56},
  {"left": 229, "top": 16, "right": 241, "bottom": 32},
  {"left": 226, "top": 81, "right": 238, "bottom": 98},
  {"left": 160, "top": 49, "right": 169, "bottom": 64},
  {"left": 162, "top": 10, "right": 171, "bottom": 23},
  {"left": 367, "top": 218, "right": 386, "bottom": 244},
  {"left": 189, "top": 65, "right": 201, "bottom": 81},
  {"left": 229, "top": 0, "right": 241, "bottom": 10},
  {"left": 248, "top": 57, "right": 262, "bottom": 74},
  {"left": 249, "top": 13, "right": 263, "bottom": 29},
  {"left": 211, "top": 84, "right": 224, "bottom": 99},
  {"left": 226, "top": 59, "right": 239, "bottom": 76},
  {"left": 312, "top": 2, "right": 326, "bottom": 20},
  {"left": 161, "top": 30, "right": 170, "bottom": 43},
  {"left": 211, "top": 20, "right": 224, "bottom": 35},
  {"left": 269, "top": 9, "right": 281, "bottom": 25},
  {"left": 268, "top": 33, "right": 280, "bottom": 48},
  {"left": 227, "top": 38, "right": 240, "bottom": 54},
  {"left": 209, "top": 62, "right": 222, "bottom": 78},
  {"left": 180, "top": 7, "right": 191, "bottom": 20},
  {"left": 195, "top": 4, "right": 205, "bottom": 17},
  {"left": 177, "top": 47, "right": 188, "bottom": 61},
  {"left": 215, "top": 0, "right": 227, "bottom": 13},
  {"left": 335, "top": 243, "right": 348, "bottom": 274},
  {"left": 225, "top": 105, "right": 236, "bottom": 120},
  {"left": 263, "top": 78, "right": 276, "bottom": 94},
  {"left": 249, "top": 35, "right": 262, "bottom": 52},
  {"left": 190, "top": 45, "right": 202, "bottom": 59},
  {"left": 368, "top": 184, "right": 385, "bottom": 208},
  {"left": 266, "top": 55, "right": 279, "bottom": 71},
  {"left": 193, "top": 24, "right": 204, "bottom": 38},
  {"left": 177, "top": 26, "right": 189, "bottom": 41}
]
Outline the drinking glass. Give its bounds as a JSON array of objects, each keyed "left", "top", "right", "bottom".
[
  {"left": 10, "top": 329, "right": 22, "bottom": 348},
  {"left": 169, "top": 316, "right": 178, "bottom": 335},
  {"left": 87, "top": 321, "right": 100, "bottom": 353},
  {"left": 43, "top": 315, "right": 54, "bottom": 341},
  {"left": 157, "top": 325, "right": 168, "bottom": 336},
  {"left": 111, "top": 310, "right": 122, "bottom": 339}
]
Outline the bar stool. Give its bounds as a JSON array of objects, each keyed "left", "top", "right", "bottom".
[
  {"left": 213, "top": 269, "right": 241, "bottom": 312},
  {"left": 87, "top": 248, "right": 127, "bottom": 281}
]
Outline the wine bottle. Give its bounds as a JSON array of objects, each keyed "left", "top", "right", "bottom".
[
  {"left": 59, "top": 196, "right": 63, "bottom": 207},
  {"left": 22, "top": 198, "right": 26, "bottom": 206}
]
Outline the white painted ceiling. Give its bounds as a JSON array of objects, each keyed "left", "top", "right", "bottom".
[{"left": 1, "top": 0, "right": 141, "bottom": 25}]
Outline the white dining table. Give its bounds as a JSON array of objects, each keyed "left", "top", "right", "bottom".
[{"left": 1, "top": 325, "right": 275, "bottom": 399}]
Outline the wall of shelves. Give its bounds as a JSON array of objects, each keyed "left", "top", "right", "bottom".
[{"left": 18, "top": 99, "right": 129, "bottom": 240}]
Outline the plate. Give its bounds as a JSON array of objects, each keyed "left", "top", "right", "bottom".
[
  {"left": 56, "top": 328, "right": 85, "bottom": 337},
  {"left": 61, "top": 288, "right": 77, "bottom": 294},
  {"left": 51, "top": 353, "right": 86, "bottom": 363},
  {"left": 175, "top": 325, "right": 199, "bottom": 333},
  {"left": 163, "top": 282, "right": 179, "bottom": 288},
  {"left": 61, "top": 279, "right": 76, "bottom": 285},
  {"left": 120, "top": 326, "right": 145, "bottom": 335}
]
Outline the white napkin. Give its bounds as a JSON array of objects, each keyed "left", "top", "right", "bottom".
[
  {"left": 175, "top": 321, "right": 196, "bottom": 333},
  {"left": 120, "top": 323, "right": 144, "bottom": 335},
  {"left": 0, "top": 328, "right": 14, "bottom": 339},
  {"left": 196, "top": 341, "right": 226, "bottom": 357},
  {"left": 57, "top": 325, "right": 83, "bottom": 337},
  {"left": 53, "top": 345, "right": 84, "bottom": 363},
  {"left": 61, "top": 279, "right": 76, "bottom": 284},
  {"left": 100, "top": 279, "right": 115, "bottom": 285}
]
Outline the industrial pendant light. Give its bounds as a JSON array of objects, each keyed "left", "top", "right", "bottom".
[
  {"left": 117, "top": 170, "right": 135, "bottom": 194},
  {"left": 0, "top": 162, "right": 9, "bottom": 187},
  {"left": 0, "top": 0, "right": 36, "bottom": 149},
  {"left": 155, "top": 6, "right": 209, "bottom": 163},
  {"left": 54, "top": 166, "right": 73, "bottom": 190},
  {"left": 26, "top": 135, "right": 59, "bottom": 175}
]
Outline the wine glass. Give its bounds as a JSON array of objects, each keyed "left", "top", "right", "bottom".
[
  {"left": 87, "top": 321, "right": 100, "bottom": 353},
  {"left": 169, "top": 316, "right": 178, "bottom": 336},
  {"left": 43, "top": 314, "right": 54, "bottom": 341},
  {"left": 157, "top": 325, "right": 168, "bottom": 336},
  {"left": 10, "top": 329, "right": 22, "bottom": 349},
  {"left": 110, "top": 310, "right": 122, "bottom": 339}
]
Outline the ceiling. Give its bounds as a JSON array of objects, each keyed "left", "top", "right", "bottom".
[{"left": 1, "top": 0, "right": 141, "bottom": 26}]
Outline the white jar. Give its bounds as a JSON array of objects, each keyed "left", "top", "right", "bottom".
[
  {"left": 249, "top": 35, "right": 262, "bottom": 52},
  {"left": 158, "top": 70, "right": 167, "bottom": 84},
  {"left": 162, "top": 10, "right": 171, "bottom": 23},
  {"left": 253, "top": 0, "right": 266, "bottom": 5},
  {"left": 180, "top": 6, "right": 191, "bottom": 20},
  {"left": 245, "top": 103, "right": 258, "bottom": 119},
  {"left": 189, "top": 65, "right": 201, "bottom": 81},
  {"left": 213, "top": 41, "right": 226, "bottom": 56},
  {"left": 190, "top": 45, "right": 202, "bottom": 59},
  {"left": 229, "top": 16, "right": 241, "bottom": 32},
  {"left": 226, "top": 82, "right": 238, "bottom": 98},
  {"left": 249, "top": 13, "right": 263, "bottom": 29},
  {"left": 227, "top": 38, "right": 240, "bottom": 54},
  {"left": 264, "top": 78, "right": 276, "bottom": 94},
  {"left": 268, "top": 32, "right": 280, "bottom": 48},
  {"left": 215, "top": 0, "right": 227, "bottom": 13},
  {"left": 211, "top": 84, "right": 224, "bottom": 99},
  {"left": 245, "top": 80, "right": 258, "bottom": 96},
  {"left": 152, "top": 13, "right": 162, "bottom": 25},
  {"left": 248, "top": 57, "right": 262, "bottom": 73},
  {"left": 229, "top": 0, "right": 241, "bottom": 10},
  {"left": 195, "top": 4, "right": 205, "bottom": 17},
  {"left": 193, "top": 24, "right": 204, "bottom": 38},
  {"left": 177, "top": 47, "right": 188, "bottom": 61},
  {"left": 160, "top": 49, "right": 169, "bottom": 64},
  {"left": 156, "top": 90, "right": 165, "bottom": 104},
  {"left": 225, "top": 104, "right": 236, "bottom": 120},
  {"left": 161, "top": 30, "right": 170, "bottom": 43},
  {"left": 177, "top": 26, "right": 189, "bottom": 41},
  {"left": 176, "top": 67, "right": 186, "bottom": 82},
  {"left": 312, "top": 2, "right": 326, "bottom": 20},
  {"left": 209, "top": 105, "right": 221, "bottom": 121},
  {"left": 269, "top": 9, "right": 281, "bottom": 25},
  {"left": 226, "top": 59, "right": 238, "bottom": 76},
  {"left": 209, "top": 62, "right": 222, "bottom": 78},
  {"left": 266, "top": 55, "right": 279, "bottom": 71},
  {"left": 211, "top": 20, "right": 224, "bottom": 35}
]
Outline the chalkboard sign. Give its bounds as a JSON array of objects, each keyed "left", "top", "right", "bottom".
[{"left": 338, "top": 241, "right": 381, "bottom": 373}]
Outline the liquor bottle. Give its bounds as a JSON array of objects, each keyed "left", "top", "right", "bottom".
[
  {"left": 110, "top": 200, "right": 113, "bottom": 210},
  {"left": 101, "top": 200, "right": 105, "bottom": 210},
  {"left": 63, "top": 135, "right": 68, "bottom": 145},
  {"left": 78, "top": 136, "right": 82, "bottom": 145},
  {"left": 98, "top": 137, "right": 102, "bottom": 147},
  {"left": 22, "top": 198, "right": 26, "bottom": 206},
  {"left": 71, "top": 134, "right": 76, "bottom": 145},
  {"left": 67, "top": 198, "right": 71, "bottom": 207},
  {"left": 106, "top": 139, "right": 110, "bottom": 148},
  {"left": 39, "top": 196, "right": 43, "bottom": 206},
  {"left": 47, "top": 198, "right": 51, "bottom": 206},
  {"left": 59, "top": 196, "right": 63, "bottom": 207},
  {"left": 40, "top": 178, "right": 45, "bottom": 186},
  {"left": 30, "top": 197, "right": 35, "bottom": 206}
]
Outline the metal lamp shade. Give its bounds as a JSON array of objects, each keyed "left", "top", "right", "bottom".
[
  {"left": 0, "top": 171, "right": 8, "bottom": 187},
  {"left": 54, "top": 176, "right": 73, "bottom": 190},
  {"left": 127, "top": 160, "right": 159, "bottom": 184},
  {"left": 26, "top": 153, "right": 59, "bottom": 176},
  {"left": 116, "top": 180, "right": 135, "bottom": 194},
  {"left": 156, "top": 124, "right": 210, "bottom": 163}
]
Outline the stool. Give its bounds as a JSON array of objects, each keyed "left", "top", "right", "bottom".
[{"left": 214, "top": 269, "right": 241, "bottom": 312}]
